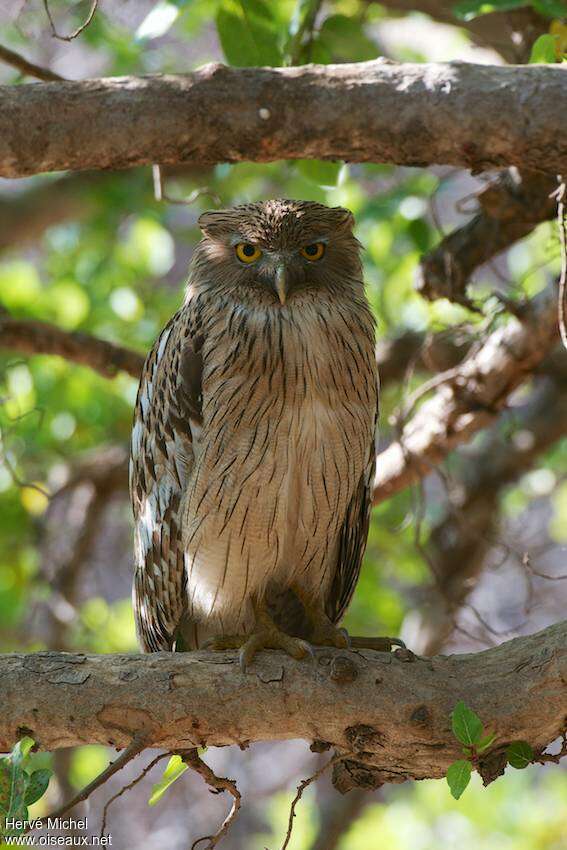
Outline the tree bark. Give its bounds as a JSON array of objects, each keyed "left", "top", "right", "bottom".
[
  {"left": 373, "top": 283, "right": 560, "bottom": 504},
  {"left": 2, "top": 620, "right": 565, "bottom": 784},
  {"left": 0, "top": 316, "right": 144, "bottom": 378},
  {"left": 1, "top": 62, "right": 566, "bottom": 178}
]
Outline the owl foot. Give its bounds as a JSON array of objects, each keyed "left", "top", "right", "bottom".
[
  {"left": 309, "top": 620, "right": 351, "bottom": 649},
  {"left": 238, "top": 629, "right": 313, "bottom": 672},
  {"left": 202, "top": 629, "right": 313, "bottom": 672}
]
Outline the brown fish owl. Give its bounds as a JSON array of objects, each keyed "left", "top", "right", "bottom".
[{"left": 130, "top": 199, "right": 399, "bottom": 668}]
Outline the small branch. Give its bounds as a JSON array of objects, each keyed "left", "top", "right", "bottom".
[
  {"left": 416, "top": 170, "right": 557, "bottom": 306},
  {"left": 408, "top": 366, "right": 567, "bottom": 655},
  {"left": 281, "top": 753, "right": 348, "bottom": 850},
  {"left": 373, "top": 283, "right": 559, "bottom": 504},
  {"left": 554, "top": 177, "right": 567, "bottom": 350},
  {"left": 181, "top": 749, "right": 241, "bottom": 850},
  {"left": 152, "top": 164, "right": 221, "bottom": 207},
  {"left": 43, "top": 0, "right": 99, "bottom": 42},
  {"left": 0, "top": 43, "right": 65, "bottom": 82},
  {"left": 32, "top": 734, "right": 148, "bottom": 832},
  {"left": 99, "top": 752, "right": 168, "bottom": 840},
  {"left": 0, "top": 315, "right": 144, "bottom": 379}
]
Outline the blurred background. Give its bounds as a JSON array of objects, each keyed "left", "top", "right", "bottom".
[{"left": 0, "top": 1, "right": 566, "bottom": 848}]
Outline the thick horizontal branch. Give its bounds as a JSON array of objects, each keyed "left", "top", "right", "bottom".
[
  {"left": 416, "top": 170, "right": 558, "bottom": 306},
  {"left": 2, "top": 621, "right": 565, "bottom": 784},
  {"left": 1, "top": 62, "right": 566, "bottom": 178},
  {"left": 373, "top": 284, "right": 559, "bottom": 504},
  {"left": 0, "top": 316, "right": 144, "bottom": 378}
]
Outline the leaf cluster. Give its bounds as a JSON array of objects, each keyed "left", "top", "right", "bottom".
[
  {"left": 0, "top": 737, "right": 52, "bottom": 839},
  {"left": 446, "top": 702, "right": 535, "bottom": 800}
]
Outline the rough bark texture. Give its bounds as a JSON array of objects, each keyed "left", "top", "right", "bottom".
[
  {"left": 1, "top": 62, "right": 566, "bottom": 178},
  {"left": 2, "top": 621, "right": 565, "bottom": 783},
  {"left": 373, "top": 284, "right": 559, "bottom": 504}
]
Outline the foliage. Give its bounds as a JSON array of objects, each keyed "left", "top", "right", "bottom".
[
  {"left": 446, "top": 702, "right": 536, "bottom": 800},
  {"left": 0, "top": 738, "right": 52, "bottom": 839},
  {"left": 0, "top": 1, "right": 566, "bottom": 848},
  {"left": 148, "top": 756, "right": 188, "bottom": 806}
]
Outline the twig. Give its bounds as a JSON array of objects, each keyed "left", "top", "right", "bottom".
[
  {"left": 180, "top": 749, "right": 241, "bottom": 850},
  {"left": 43, "top": 0, "right": 99, "bottom": 41},
  {"left": 99, "top": 752, "right": 168, "bottom": 839},
  {"left": 0, "top": 43, "right": 65, "bottom": 81},
  {"left": 280, "top": 753, "right": 349, "bottom": 850},
  {"left": 152, "top": 165, "right": 221, "bottom": 207},
  {"left": 30, "top": 734, "right": 148, "bottom": 832},
  {"left": 554, "top": 177, "right": 567, "bottom": 351}
]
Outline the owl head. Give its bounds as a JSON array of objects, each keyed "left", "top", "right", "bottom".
[{"left": 192, "top": 199, "right": 362, "bottom": 305}]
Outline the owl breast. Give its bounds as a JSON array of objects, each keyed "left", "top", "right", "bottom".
[{"left": 180, "top": 294, "right": 377, "bottom": 634}]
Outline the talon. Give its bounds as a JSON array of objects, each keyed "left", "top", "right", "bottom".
[{"left": 349, "top": 635, "right": 407, "bottom": 652}]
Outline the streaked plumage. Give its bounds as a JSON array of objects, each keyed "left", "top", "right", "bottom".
[{"left": 130, "top": 199, "right": 379, "bottom": 659}]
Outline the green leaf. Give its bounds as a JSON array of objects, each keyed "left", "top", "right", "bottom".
[
  {"left": 24, "top": 770, "right": 52, "bottom": 807},
  {"left": 312, "top": 14, "right": 379, "bottom": 63},
  {"left": 529, "top": 34, "right": 559, "bottom": 63},
  {"left": 451, "top": 701, "right": 484, "bottom": 746},
  {"left": 477, "top": 732, "right": 496, "bottom": 753},
  {"left": 148, "top": 756, "right": 188, "bottom": 806},
  {"left": 532, "top": 0, "right": 567, "bottom": 18},
  {"left": 446, "top": 760, "right": 472, "bottom": 800},
  {"left": 296, "top": 159, "right": 342, "bottom": 187},
  {"left": 216, "top": 0, "right": 282, "bottom": 67},
  {"left": 507, "top": 741, "right": 534, "bottom": 769},
  {"left": 452, "top": 0, "right": 528, "bottom": 21},
  {"left": 0, "top": 759, "right": 27, "bottom": 822},
  {"left": 13, "top": 738, "right": 35, "bottom": 764}
]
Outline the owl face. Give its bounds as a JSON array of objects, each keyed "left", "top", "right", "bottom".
[{"left": 193, "top": 199, "right": 362, "bottom": 305}]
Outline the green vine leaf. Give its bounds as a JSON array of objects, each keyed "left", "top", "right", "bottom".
[
  {"left": 529, "top": 34, "right": 559, "bottom": 63},
  {"left": 506, "top": 741, "right": 534, "bottom": 769},
  {"left": 446, "top": 760, "right": 472, "bottom": 799},
  {"left": 477, "top": 732, "right": 496, "bottom": 753},
  {"left": 148, "top": 755, "right": 188, "bottom": 806},
  {"left": 451, "top": 701, "right": 484, "bottom": 747},
  {"left": 24, "top": 769, "right": 52, "bottom": 807}
]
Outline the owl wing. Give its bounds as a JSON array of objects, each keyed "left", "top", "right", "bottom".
[
  {"left": 325, "top": 403, "right": 378, "bottom": 625},
  {"left": 130, "top": 304, "right": 203, "bottom": 652}
]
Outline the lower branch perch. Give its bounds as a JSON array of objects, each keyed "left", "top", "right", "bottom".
[{"left": 2, "top": 620, "right": 566, "bottom": 786}]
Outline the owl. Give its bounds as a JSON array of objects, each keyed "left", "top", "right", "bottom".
[{"left": 130, "top": 199, "right": 399, "bottom": 669}]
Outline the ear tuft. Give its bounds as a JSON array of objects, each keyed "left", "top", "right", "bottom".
[
  {"left": 331, "top": 206, "right": 355, "bottom": 230},
  {"left": 198, "top": 210, "right": 235, "bottom": 237}
]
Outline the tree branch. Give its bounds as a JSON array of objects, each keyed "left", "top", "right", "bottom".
[
  {"left": 0, "top": 43, "right": 65, "bottom": 82},
  {"left": 373, "top": 284, "right": 559, "bottom": 504},
  {"left": 416, "top": 170, "right": 558, "bottom": 306},
  {"left": 1, "top": 62, "right": 566, "bottom": 178},
  {"left": 0, "top": 316, "right": 144, "bottom": 379},
  {"left": 409, "top": 364, "right": 567, "bottom": 655},
  {"left": 2, "top": 621, "right": 565, "bottom": 785}
]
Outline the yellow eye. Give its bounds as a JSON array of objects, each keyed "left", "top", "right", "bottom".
[
  {"left": 235, "top": 243, "right": 262, "bottom": 264},
  {"left": 300, "top": 242, "right": 325, "bottom": 261}
]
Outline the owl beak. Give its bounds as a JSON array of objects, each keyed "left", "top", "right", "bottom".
[{"left": 273, "top": 264, "right": 287, "bottom": 305}]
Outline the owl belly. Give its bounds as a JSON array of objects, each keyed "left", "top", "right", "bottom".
[{"left": 181, "top": 393, "right": 367, "bottom": 634}]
